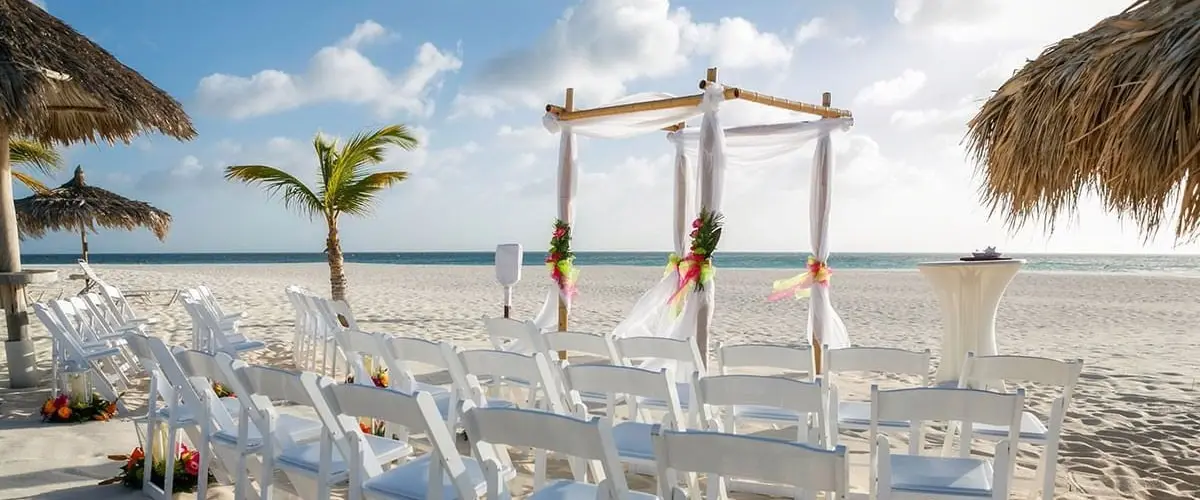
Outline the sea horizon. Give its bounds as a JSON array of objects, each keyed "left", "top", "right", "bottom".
[{"left": 18, "top": 251, "right": 1200, "bottom": 274}]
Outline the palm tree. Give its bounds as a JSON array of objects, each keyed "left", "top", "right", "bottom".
[
  {"left": 225, "top": 125, "right": 417, "bottom": 302},
  {"left": 11, "top": 139, "right": 62, "bottom": 192}
]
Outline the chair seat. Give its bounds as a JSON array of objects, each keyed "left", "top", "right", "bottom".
[
  {"left": 610, "top": 421, "right": 655, "bottom": 462},
  {"left": 277, "top": 434, "right": 412, "bottom": 477},
  {"left": 211, "top": 414, "right": 323, "bottom": 449},
  {"left": 156, "top": 397, "right": 241, "bottom": 424},
  {"left": 529, "top": 480, "right": 658, "bottom": 500},
  {"left": 635, "top": 382, "right": 691, "bottom": 409},
  {"left": 838, "top": 401, "right": 909, "bottom": 428},
  {"left": 733, "top": 404, "right": 804, "bottom": 423},
  {"left": 890, "top": 454, "right": 995, "bottom": 497},
  {"left": 974, "top": 411, "right": 1048, "bottom": 441},
  {"left": 363, "top": 454, "right": 511, "bottom": 500}
]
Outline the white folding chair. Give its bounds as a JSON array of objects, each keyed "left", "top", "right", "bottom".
[
  {"left": 451, "top": 349, "right": 565, "bottom": 414},
  {"left": 653, "top": 426, "right": 851, "bottom": 500},
  {"left": 374, "top": 335, "right": 460, "bottom": 427},
  {"left": 480, "top": 316, "right": 542, "bottom": 354},
  {"left": 823, "top": 346, "right": 932, "bottom": 443},
  {"left": 614, "top": 336, "right": 705, "bottom": 426},
  {"left": 218, "top": 358, "right": 411, "bottom": 499},
  {"left": 717, "top": 342, "right": 813, "bottom": 378},
  {"left": 870, "top": 386, "right": 1024, "bottom": 500},
  {"left": 33, "top": 302, "right": 127, "bottom": 408},
  {"left": 307, "top": 381, "right": 497, "bottom": 500},
  {"left": 181, "top": 295, "right": 265, "bottom": 355},
  {"left": 561, "top": 363, "right": 688, "bottom": 477},
  {"left": 953, "top": 353, "right": 1083, "bottom": 500},
  {"left": 693, "top": 372, "right": 830, "bottom": 445},
  {"left": 539, "top": 330, "right": 621, "bottom": 404},
  {"left": 285, "top": 286, "right": 315, "bottom": 369},
  {"left": 463, "top": 406, "right": 649, "bottom": 500}
]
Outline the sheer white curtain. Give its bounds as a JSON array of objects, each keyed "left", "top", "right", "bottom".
[{"left": 534, "top": 93, "right": 705, "bottom": 332}]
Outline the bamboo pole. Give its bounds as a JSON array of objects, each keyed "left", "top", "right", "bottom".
[
  {"left": 556, "top": 88, "right": 573, "bottom": 362},
  {"left": 694, "top": 67, "right": 717, "bottom": 369},
  {"left": 812, "top": 91, "right": 833, "bottom": 376},
  {"left": 546, "top": 85, "right": 851, "bottom": 122}
]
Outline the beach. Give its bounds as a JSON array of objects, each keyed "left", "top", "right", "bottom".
[{"left": 1, "top": 263, "right": 1198, "bottom": 499}]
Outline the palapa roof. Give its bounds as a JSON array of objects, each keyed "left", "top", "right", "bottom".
[
  {"left": 0, "top": 0, "right": 195, "bottom": 144},
  {"left": 15, "top": 165, "right": 171, "bottom": 239},
  {"left": 966, "top": 0, "right": 1200, "bottom": 241}
]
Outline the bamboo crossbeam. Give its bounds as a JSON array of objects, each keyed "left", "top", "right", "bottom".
[{"left": 546, "top": 85, "right": 852, "bottom": 123}]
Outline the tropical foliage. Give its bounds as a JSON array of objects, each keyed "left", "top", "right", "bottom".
[
  {"left": 11, "top": 138, "right": 62, "bottom": 193},
  {"left": 224, "top": 125, "right": 418, "bottom": 301}
]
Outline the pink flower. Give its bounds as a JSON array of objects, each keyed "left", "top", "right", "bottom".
[
  {"left": 692, "top": 218, "right": 703, "bottom": 229},
  {"left": 690, "top": 229, "right": 699, "bottom": 238},
  {"left": 185, "top": 455, "right": 199, "bottom": 476},
  {"left": 553, "top": 227, "right": 567, "bottom": 238}
]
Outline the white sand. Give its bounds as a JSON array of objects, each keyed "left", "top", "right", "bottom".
[{"left": 1, "top": 263, "right": 1198, "bottom": 499}]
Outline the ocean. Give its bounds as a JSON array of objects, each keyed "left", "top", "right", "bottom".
[{"left": 18, "top": 252, "right": 1200, "bottom": 274}]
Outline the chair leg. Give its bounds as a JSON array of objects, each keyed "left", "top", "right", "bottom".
[
  {"left": 1033, "top": 441, "right": 1059, "bottom": 500},
  {"left": 164, "top": 425, "right": 179, "bottom": 494}
]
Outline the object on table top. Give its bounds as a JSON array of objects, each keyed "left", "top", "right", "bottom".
[{"left": 960, "top": 246, "right": 1012, "bottom": 262}]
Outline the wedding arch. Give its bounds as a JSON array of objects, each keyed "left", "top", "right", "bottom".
[{"left": 533, "top": 68, "right": 854, "bottom": 371}]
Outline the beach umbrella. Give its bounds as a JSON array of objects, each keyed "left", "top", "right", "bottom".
[
  {"left": 15, "top": 165, "right": 172, "bottom": 261},
  {"left": 966, "top": 0, "right": 1200, "bottom": 241},
  {"left": 0, "top": 0, "right": 195, "bottom": 387}
]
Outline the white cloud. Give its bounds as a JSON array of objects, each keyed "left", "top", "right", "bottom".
[
  {"left": 195, "top": 21, "right": 462, "bottom": 119},
  {"left": 894, "top": 0, "right": 1132, "bottom": 43},
  {"left": 496, "top": 125, "right": 557, "bottom": 150},
  {"left": 794, "top": 18, "right": 828, "bottom": 45},
  {"left": 450, "top": 0, "right": 797, "bottom": 118},
  {"left": 853, "top": 69, "right": 927, "bottom": 106}
]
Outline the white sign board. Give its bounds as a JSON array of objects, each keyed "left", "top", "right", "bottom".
[{"left": 495, "top": 243, "right": 523, "bottom": 287}]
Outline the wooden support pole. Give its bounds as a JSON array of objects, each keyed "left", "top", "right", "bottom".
[
  {"left": 557, "top": 88, "right": 573, "bottom": 361},
  {"left": 548, "top": 85, "right": 851, "bottom": 122}
]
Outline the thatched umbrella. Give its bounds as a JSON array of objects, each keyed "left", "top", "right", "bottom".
[
  {"left": 16, "top": 165, "right": 171, "bottom": 261},
  {"left": 0, "top": 0, "right": 195, "bottom": 387},
  {"left": 966, "top": 0, "right": 1200, "bottom": 241}
]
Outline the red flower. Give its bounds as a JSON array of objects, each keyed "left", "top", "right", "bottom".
[
  {"left": 553, "top": 227, "right": 567, "bottom": 238},
  {"left": 185, "top": 454, "right": 200, "bottom": 476},
  {"left": 53, "top": 394, "right": 68, "bottom": 408},
  {"left": 692, "top": 218, "right": 703, "bottom": 229},
  {"left": 549, "top": 252, "right": 560, "bottom": 262},
  {"left": 690, "top": 229, "right": 699, "bottom": 238}
]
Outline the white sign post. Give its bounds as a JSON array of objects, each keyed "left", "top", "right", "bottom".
[{"left": 494, "top": 244, "right": 524, "bottom": 318}]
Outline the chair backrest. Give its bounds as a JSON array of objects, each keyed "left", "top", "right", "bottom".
[
  {"left": 824, "top": 346, "right": 931, "bottom": 382},
  {"left": 33, "top": 302, "right": 92, "bottom": 363},
  {"left": 540, "top": 331, "right": 620, "bottom": 363},
  {"left": 717, "top": 342, "right": 813, "bottom": 378},
  {"left": 376, "top": 335, "right": 457, "bottom": 392},
  {"left": 455, "top": 349, "right": 564, "bottom": 412},
  {"left": 307, "top": 380, "right": 476, "bottom": 500},
  {"left": 653, "top": 426, "right": 850, "bottom": 500},
  {"left": 693, "top": 373, "right": 828, "bottom": 444},
  {"left": 333, "top": 328, "right": 382, "bottom": 385},
  {"left": 218, "top": 356, "right": 315, "bottom": 452},
  {"left": 563, "top": 363, "right": 686, "bottom": 428},
  {"left": 168, "top": 347, "right": 240, "bottom": 431},
  {"left": 78, "top": 261, "right": 138, "bottom": 321},
  {"left": 462, "top": 406, "right": 629, "bottom": 496},
  {"left": 325, "top": 298, "right": 359, "bottom": 330},
  {"left": 615, "top": 336, "right": 705, "bottom": 370},
  {"left": 871, "top": 385, "right": 1025, "bottom": 454},
  {"left": 481, "top": 316, "right": 541, "bottom": 352},
  {"left": 960, "top": 353, "right": 1083, "bottom": 404}
]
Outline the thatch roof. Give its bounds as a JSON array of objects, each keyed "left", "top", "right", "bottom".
[
  {"left": 15, "top": 165, "right": 171, "bottom": 239},
  {"left": 966, "top": 0, "right": 1200, "bottom": 241},
  {"left": 0, "top": 0, "right": 195, "bottom": 145}
]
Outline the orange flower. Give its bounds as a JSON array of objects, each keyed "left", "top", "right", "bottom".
[
  {"left": 130, "top": 447, "right": 145, "bottom": 461},
  {"left": 376, "top": 372, "right": 389, "bottom": 387},
  {"left": 55, "top": 406, "right": 72, "bottom": 420},
  {"left": 41, "top": 399, "right": 56, "bottom": 415},
  {"left": 105, "top": 403, "right": 118, "bottom": 415},
  {"left": 359, "top": 421, "right": 371, "bottom": 434}
]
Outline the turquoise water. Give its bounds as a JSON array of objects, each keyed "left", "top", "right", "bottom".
[{"left": 18, "top": 252, "right": 1200, "bottom": 274}]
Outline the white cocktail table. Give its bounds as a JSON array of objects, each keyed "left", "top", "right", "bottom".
[{"left": 916, "top": 259, "right": 1025, "bottom": 385}]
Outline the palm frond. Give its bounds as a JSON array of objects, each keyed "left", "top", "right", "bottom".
[
  {"left": 12, "top": 170, "right": 50, "bottom": 193},
  {"left": 10, "top": 138, "right": 61, "bottom": 176},
  {"left": 331, "top": 125, "right": 420, "bottom": 191},
  {"left": 313, "top": 134, "right": 337, "bottom": 202},
  {"left": 224, "top": 164, "right": 325, "bottom": 218},
  {"left": 335, "top": 171, "right": 409, "bottom": 217}
]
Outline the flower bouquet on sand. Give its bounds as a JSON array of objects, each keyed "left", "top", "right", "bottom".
[
  {"left": 102, "top": 443, "right": 215, "bottom": 493},
  {"left": 40, "top": 393, "right": 119, "bottom": 423},
  {"left": 211, "top": 381, "right": 235, "bottom": 398}
]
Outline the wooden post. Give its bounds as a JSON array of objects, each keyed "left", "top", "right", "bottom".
[
  {"left": 811, "top": 91, "right": 833, "bottom": 376},
  {"left": 80, "top": 229, "right": 89, "bottom": 262},
  {"left": 0, "top": 124, "right": 36, "bottom": 388},
  {"left": 557, "top": 88, "right": 574, "bottom": 361}
]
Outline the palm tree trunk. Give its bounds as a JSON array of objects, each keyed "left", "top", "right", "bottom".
[{"left": 326, "top": 218, "right": 348, "bottom": 302}]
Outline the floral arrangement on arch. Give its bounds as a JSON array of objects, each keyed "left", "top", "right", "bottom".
[
  {"left": 102, "top": 443, "right": 214, "bottom": 492},
  {"left": 546, "top": 218, "right": 579, "bottom": 299},
  {"left": 668, "top": 209, "right": 723, "bottom": 313},
  {"left": 41, "top": 393, "right": 119, "bottom": 423}
]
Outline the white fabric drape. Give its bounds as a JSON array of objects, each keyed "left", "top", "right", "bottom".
[
  {"left": 808, "top": 126, "right": 851, "bottom": 349},
  {"left": 690, "top": 84, "right": 727, "bottom": 365},
  {"left": 535, "top": 93, "right": 707, "bottom": 332}
]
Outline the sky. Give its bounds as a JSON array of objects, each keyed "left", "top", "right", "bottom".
[{"left": 21, "top": 0, "right": 1195, "bottom": 255}]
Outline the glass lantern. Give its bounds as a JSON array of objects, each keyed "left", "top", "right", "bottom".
[{"left": 59, "top": 361, "right": 93, "bottom": 407}]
